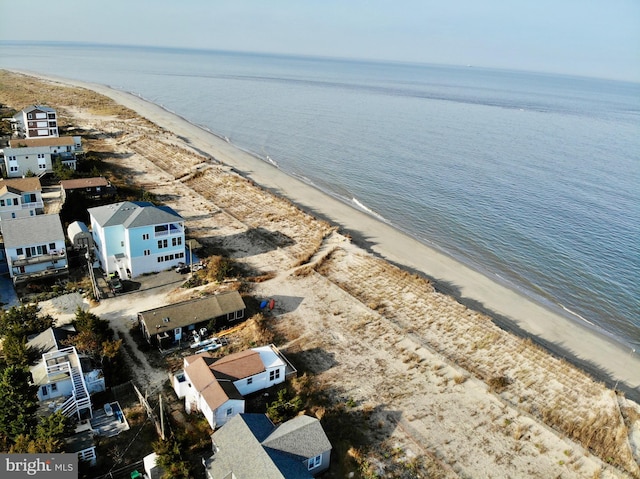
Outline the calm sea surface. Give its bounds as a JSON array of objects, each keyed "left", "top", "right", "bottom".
[{"left": 1, "top": 43, "right": 639, "bottom": 349}]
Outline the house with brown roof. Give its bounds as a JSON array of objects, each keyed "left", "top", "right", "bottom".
[
  {"left": 60, "top": 177, "right": 115, "bottom": 203},
  {"left": 2, "top": 135, "right": 82, "bottom": 177},
  {"left": 138, "top": 291, "right": 246, "bottom": 349},
  {"left": 0, "top": 177, "right": 44, "bottom": 222},
  {"left": 172, "top": 345, "right": 297, "bottom": 430}
]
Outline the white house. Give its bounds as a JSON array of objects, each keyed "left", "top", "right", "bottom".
[
  {"left": 2, "top": 136, "right": 81, "bottom": 178},
  {"left": 12, "top": 105, "right": 59, "bottom": 138},
  {"left": 0, "top": 177, "right": 44, "bottom": 222},
  {"left": 88, "top": 201, "right": 185, "bottom": 278},
  {"left": 172, "top": 345, "right": 296, "bottom": 430},
  {"left": 27, "top": 327, "right": 106, "bottom": 420},
  {"left": 1, "top": 214, "right": 68, "bottom": 284}
]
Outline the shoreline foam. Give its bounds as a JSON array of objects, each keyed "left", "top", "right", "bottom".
[{"left": 14, "top": 69, "right": 640, "bottom": 398}]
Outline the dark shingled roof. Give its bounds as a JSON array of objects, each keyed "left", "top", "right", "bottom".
[{"left": 138, "top": 291, "right": 246, "bottom": 336}]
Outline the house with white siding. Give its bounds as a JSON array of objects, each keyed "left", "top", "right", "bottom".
[
  {"left": 12, "top": 105, "right": 59, "bottom": 138},
  {"left": 2, "top": 136, "right": 81, "bottom": 177},
  {"left": 27, "top": 327, "right": 106, "bottom": 420},
  {"left": 172, "top": 345, "right": 296, "bottom": 430},
  {"left": 88, "top": 201, "right": 185, "bottom": 278},
  {"left": 0, "top": 177, "right": 44, "bottom": 222},
  {"left": 1, "top": 214, "right": 68, "bottom": 284}
]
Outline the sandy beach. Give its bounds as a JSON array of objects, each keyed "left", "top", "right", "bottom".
[
  {"left": 3, "top": 70, "right": 640, "bottom": 477},
  {"left": 35, "top": 71, "right": 639, "bottom": 393}
]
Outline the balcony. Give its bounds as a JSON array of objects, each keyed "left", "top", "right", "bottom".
[
  {"left": 13, "top": 249, "right": 66, "bottom": 266},
  {"left": 21, "top": 200, "right": 44, "bottom": 210}
]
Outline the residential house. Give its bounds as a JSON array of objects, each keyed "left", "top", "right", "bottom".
[
  {"left": 12, "top": 105, "right": 59, "bottom": 138},
  {"left": 27, "top": 327, "right": 106, "bottom": 420},
  {"left": 172, "top": 344, "right": 296, "bottom": 430},
  {"left": 204, "top": 413, "right": 332, "bottom": 478},
  {"left": 60, "top": 176, "right": 115, "bottom": 203},
  {"left": 2, "top": 136, "right": 82, "bottom": 177},
  {"left": 0, "top": 177, "right": 44, "bottom": 222},
  {"left": 88, "top": 201, "right": 185, "bottom": 278},
  {"left": 138, "top": 291, "right": 246, "bottom": 348},
  {"left": 1, "top": 214, "right": 68, "bottom": 284}
]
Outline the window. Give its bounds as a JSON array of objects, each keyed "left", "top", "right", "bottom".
[
  {"left": 158, "top": 239, "right": 168, "bottom": 249},
  {"left": 308, "top": 455, "right": 322, "bottom": 470},
  {"left": 49, "top": 243, "right": 55, "bottom": 249},
  {"left": 269, "top": 369, "right": 280, "bottom": 381},
  {"left": 172, "top": 237, "right": 182, "bottom": 247},
  {"left": 120, "top": 241, "right": 125, "bottom": 247},
  {"left": 10, "top": 166, "right": 18, "bottom": 172},
  {"left": 142, "top": 233, "right": 149, "bottom": 240},
  {"left": 13, "top": 198, "right": 18, "bottom": 206},
  {"left": 226, "top": 408, "right": 233, "bottom": 416},
  {"left": 157, "top": 257, "right": 163, "bottom": 263},
  {"left": 38, "top": 163, "right": 46, "bottom": 170},
  {"left": 41, "top": 386, "right": 48, "bottom": 396},
  {"left": 144, "top": 250, "right": 151, "bottom": 256},
  {"left": 0, "top": 200, "right": 4, "bottom": 206},
  {"left": 11, "top": 212, "right": 16, "bottom": 219},
  {"left": 28, "top": 113, "right": 33, "bottom": 119},
  {"left": 154, "top": 225, "right": 168, "bottom": 235},
  {"left": 247, "top": 377, "right": 253, "bottom": 385},
  {"left": 50, "top": 383, "right": 57, "bottom": 392},
  {"left": 16, "top": 248, "right": 23, "bottom": 255}
]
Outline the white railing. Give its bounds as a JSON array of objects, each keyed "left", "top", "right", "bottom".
[{"left": 77, "top": 446, "right": 96, "bottom": 463}]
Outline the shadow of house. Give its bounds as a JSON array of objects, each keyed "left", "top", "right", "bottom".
[{"left": 208, "top": 227, "right": 296, "bottom": 259}]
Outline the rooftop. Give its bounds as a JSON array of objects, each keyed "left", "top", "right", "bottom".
[
  {"left": 0, "top": 177, "right": 42, "bottom": 195},
  {"left": 88, "top": 201, "right": 182, "bottom": 229},
  {"left": 138, "top": 291, "right": 246, "bottom": 336},
  {"left": 60, "top": 177, "right": 110, "bottom": 190},
  {"left": 1, "top": 214, "right": 65, "bottom": 248}
]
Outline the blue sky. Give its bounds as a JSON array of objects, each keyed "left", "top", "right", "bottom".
[{"left": 1, "top": 0, "right": 638, "bottom": 81}]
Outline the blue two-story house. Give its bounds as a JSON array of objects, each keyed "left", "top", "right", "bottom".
[{"left": 88, "top": 201, "right": 185, "bottom": 278}]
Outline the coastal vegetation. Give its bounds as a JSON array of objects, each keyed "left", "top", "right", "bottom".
[{"left": 1, "top": 69, "right": 639, "bottom": 478}]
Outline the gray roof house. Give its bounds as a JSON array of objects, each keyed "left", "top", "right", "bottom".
[
  {"left": 1, "top": 213, "right": 68, "bottom": 283},
  {"left": 204, "top": 414, "right": 332, "bottom": 479},
  {"left": 88, "top": 201, "right": 185, "bottom": 278}
]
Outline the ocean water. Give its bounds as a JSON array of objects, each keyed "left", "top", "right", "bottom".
[{"left": 1, "top": 42, "right": 639, "bottom": 350}]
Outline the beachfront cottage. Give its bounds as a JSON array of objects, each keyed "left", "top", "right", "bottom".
[
  {"left": 172, "top": 345, "right": 297, "bottom": 430},
  {"left": 2, "top": 136, "right": 82, "bottom": 177},
  {"left": 204, "top": 414, "right": 332, "bottom": 478},
  {"left": 2, "top": 213, "right": 68, "bottom": 284},
  {"left": 0, "top": 177, "right": 44, "bottom": 222},
  {"left": 88, "top": 201, "right": 185, "bottom": 278},
  {"left": 11, "top": 105, "right": 59, "bottom": 138},
  {"left": 27, "top": 326, "right": 106, "bottom": 420},
  {"left": 60, "top": 176, "right": 115, "bottom": 203},
  {"left": 138, "top": 292, "right": 246, "bottom": 349}
]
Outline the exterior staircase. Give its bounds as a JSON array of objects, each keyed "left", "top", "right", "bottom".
[{"left": 46, "top": 347, "right": 93, "bottom": 419}]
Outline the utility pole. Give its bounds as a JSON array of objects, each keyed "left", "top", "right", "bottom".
[{"left": 159, "top": 393, "right": 165, "bottom": 440}]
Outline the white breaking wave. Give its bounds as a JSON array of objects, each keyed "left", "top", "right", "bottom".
[{"left": 352, "top": 197, "right": 387, "bottom": 221}]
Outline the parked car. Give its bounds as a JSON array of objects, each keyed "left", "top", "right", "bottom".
[{"left": 110, "top": 277, "right": 123, "bottom": 294}]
